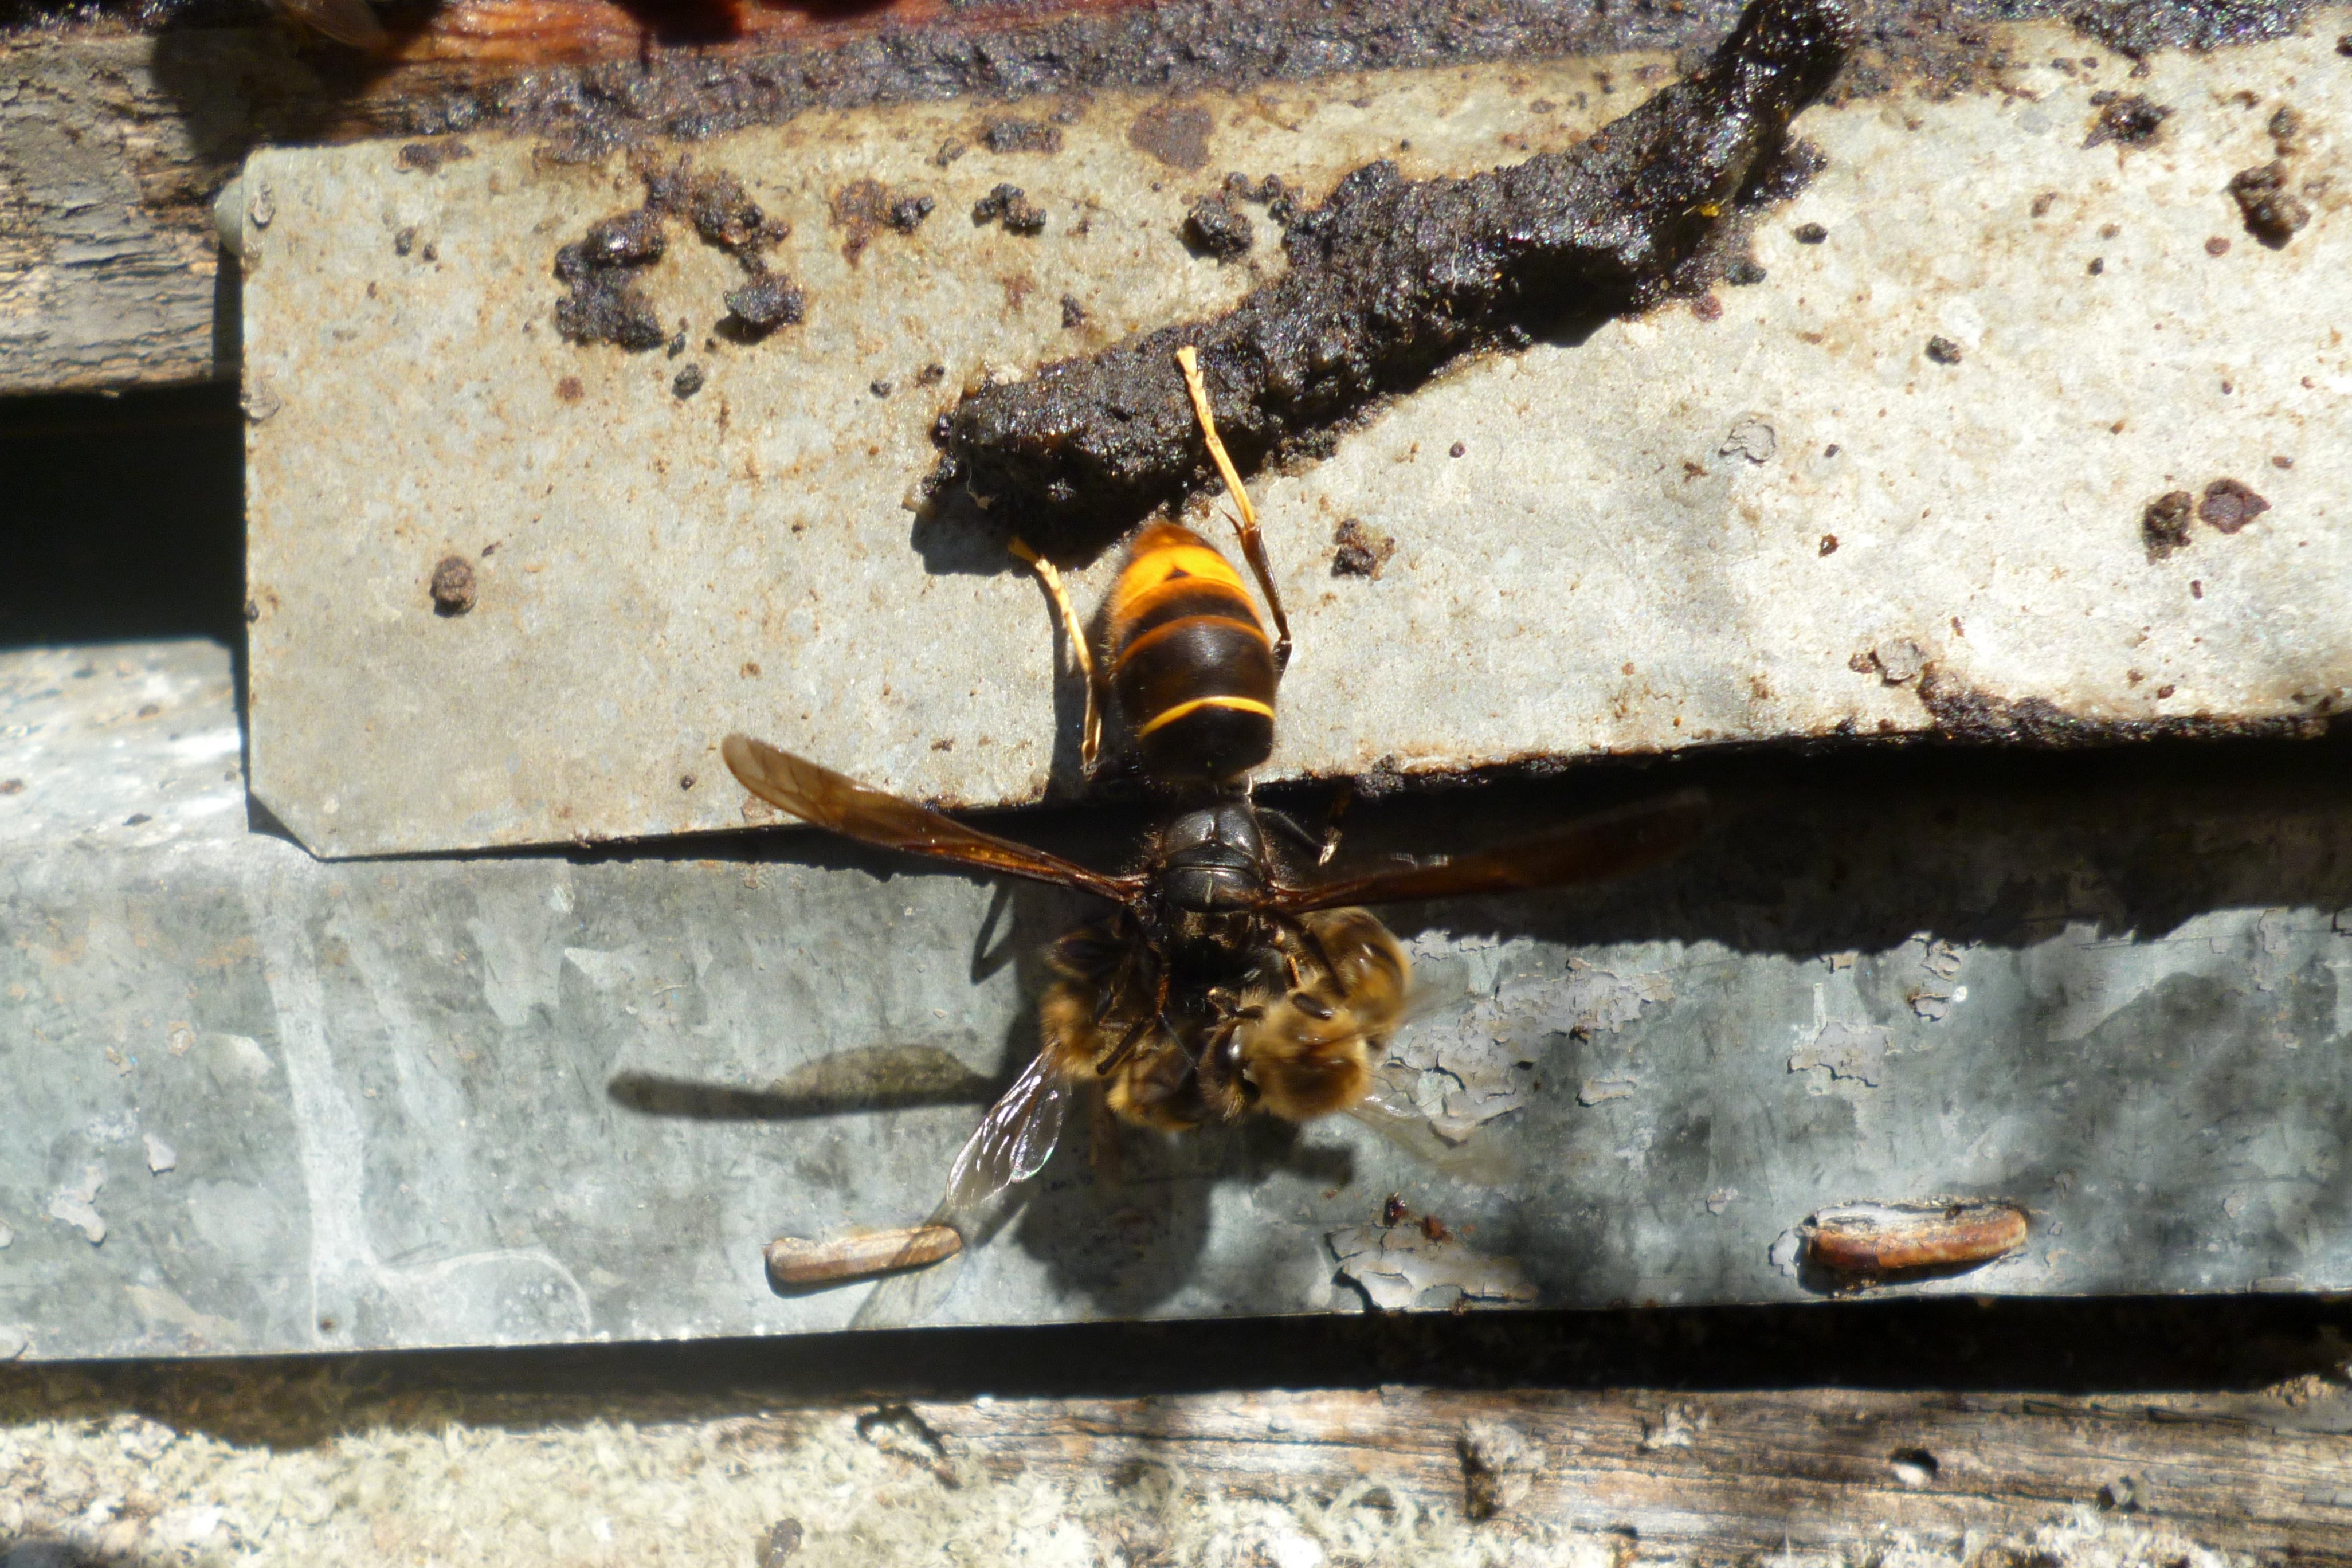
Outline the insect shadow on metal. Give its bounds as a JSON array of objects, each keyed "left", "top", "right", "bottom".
[{"left": 726, "top": 344, "right": 1709, "bottom": 1322}]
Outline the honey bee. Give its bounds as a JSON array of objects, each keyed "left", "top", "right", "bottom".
[{"left": 725, "top": 343, "right": 1707, "bottom": 1241}]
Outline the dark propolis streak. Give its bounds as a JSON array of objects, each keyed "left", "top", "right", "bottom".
[{"left": 936, "top": 0, "right": 1853, "bottom": 560}]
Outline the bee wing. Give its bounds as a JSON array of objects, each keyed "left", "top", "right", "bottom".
[
  {"left": 845, "top": 1055, "right": 1073, "bottom": 1331},
  {"left": 1266, "top": 789, "right": 1709, "bottom": 912},
  {"left": 944, "top": 1051, "right": 1075, "bottom": 1212},
  {"left": 1344, "top": 1089, "right": 1520, "bottom": 1189},
  {"left": 724, "top": 735, "right": 1144, "bottom": 904}
]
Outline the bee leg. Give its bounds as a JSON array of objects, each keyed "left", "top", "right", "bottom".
[
  {"left": 1174, "top": 344, "right": 1291, "bottom": 674},
  {"left": 1097, "top": 962, "right": 1169, "bottom": 1076},
  {"left": 1315, "top": 780, "right": 1354, "bottom": 867},
  {"left": 1258, "top": 802, "right": 1346, "bottom": 869},
  {"left": 1088, "top": 1087, "right": 1125, "bottom": 1187},
  {"left": 1269, "top": 911, "right": 1338, "bottom": 985},
  {"left": 1008, "top": 535, "right": 1102, "bottom": 770}
]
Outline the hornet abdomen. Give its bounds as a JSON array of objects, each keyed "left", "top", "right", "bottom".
[{"left": 1104, "top": 522, "right": 1276, "bottom": 785}]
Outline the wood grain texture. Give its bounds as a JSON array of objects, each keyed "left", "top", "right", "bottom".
[
  {"left": 911, "top": 1385, "right": 2352, "bottom": 1557},
  {"left": 0, "top": 36, "right": 233, "bottom": 391}
]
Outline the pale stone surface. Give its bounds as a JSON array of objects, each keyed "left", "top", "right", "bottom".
[{"left": 241, "top": 26, "right": 2349, "bottom": 857}]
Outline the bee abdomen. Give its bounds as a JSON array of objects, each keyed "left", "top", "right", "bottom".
[{"left": 1106, "top": 524, "right": 1276, "bottom": 783}]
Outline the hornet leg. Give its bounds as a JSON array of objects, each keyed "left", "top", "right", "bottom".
[
  {"left": 1009, "top": 535, "right": 1102, "bottom": 770},
  {"left": 1175, "top": 344, "right": 1292, "bottom": 673}
]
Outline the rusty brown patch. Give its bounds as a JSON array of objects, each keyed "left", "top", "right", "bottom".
[
  {"left": 1127, "top": 101, "right": 1214, "bottom": 171},
  {"left": 830, "top": 177, "right": 891, "bottom": 265},
  {"left": 395, "top": 139, "right": 473, "bottom": 173},
  {"left": 2198, "top": 477, "right": 2269, "bottom": 534}
]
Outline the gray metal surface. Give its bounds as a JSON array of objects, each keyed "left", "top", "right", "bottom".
[
  {"left": 6, "top": 638, "right": 2352, "bottom": 1362},
  {"left": 241, "top": 25, "right": 2352, "bottom": 859}
]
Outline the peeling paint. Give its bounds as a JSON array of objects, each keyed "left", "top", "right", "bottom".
[{"left": 1329, "top": 1223, "right": 1538, "bottom": 1310}]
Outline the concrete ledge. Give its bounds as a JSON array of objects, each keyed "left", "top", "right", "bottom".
[{"left": 240, "top": 23, "right": 2350, "bottom": 857}]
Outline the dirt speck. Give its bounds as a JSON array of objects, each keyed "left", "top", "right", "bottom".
[
  {"left": 556, "top": 156, "right": 797, "bottom": 352},
  {"left": 1924, "top": 335, "right": 1963, "bottom": 365},
  {"left": 1381, "top": 1193, "right": 1408, "bottom": 1226},
  {"left": 932, "top": 140, "right": 966, "bottom": 168},
  {"left": 2029, "top": 191, "right": 2057, "bottom": 218},
  {"left": 1332, "top": 518, "right": 1397, "bottom": 578},
  {"left": 2157, "top": 683, "right": 2177, "bottom": 699},
  {"left": 830, "top": 178, "right": 891, "bottom": 264},
  {"left": 1691, "top": 293, "right": 1724, "bottom": 322},
  {"left": 1060, "top": 295, "right": 1088, "bottom": 329},
  {"left": 1182, "top": 193, "right": 1253, "bottom": 259},
  {"left": 396, "top": 140, "right": 473, "bottom": 174},
  {"left": 0, "top": 779, "right": 23, "bottom": 795},
  {"left": 760, "top": 1517, "right": 803, "bottom": 1566},
  {"left": 2268, "top": 105, "right": 2304, "bottom": 154},
  {"left": 674, "top": 364, "right": 706, "bottom": 398},
  {"left": 1818, "top": 534, "right": 1839, "bottom": 556},
  {"left": 2226, "top": 162, "right": 2311, "bottom": 248},
  {"left": 1226, "top": 171, "right": 1300, "bottom": 226},
  {"left": 1726, "top": 258, "right": 1767, "bottom": 285},
  {"left": 2087, "top": 257, "right": 2104, "bottom": 275},
  {"left": 985, "top": 118, "right": 1064, "bottom": 155},
  {"left": 870, "top": 379, "right": 893, "bottom": 399},
  {"left": 430, "top": 555, "right": 477, "bottom": 616},
  {"left": 2141, "top": 489, "right": 2194, "bottom": 560},
  {"left": 555, "top": 376, "right": 583, "bottom": 403},
  {"left": 972, "top": 185, "right": 1047, "bottom": 234},
  {"left": 1448, "top": 441, "right": 1467, "bottom": 459},
  {"left": 393, "top": 225, "right": 418, "bottom": 256},
  {"left": 1793, "top": 221, "right": 1828, "bottom": 244},
  {"left": 917, "top": 363, "right": 947, "bottom": 386},
  {"left": 2198, "top": 478, "right": 2269, "bottom": 534},
  {"left": 586, "top": 208, "right": 668, "bottom": 266},
  {"left": 1128, "top": 101, "right": 1214, "bottom": 171},
  {"left": 2205, "top": 235, "right": 2232, "bottom": 256},
  {"left": 829, "top": 181, "right": 937, "bottom": 263},
  {"left": 2084, "top": 92, "right": 2170, "bottom": 149},
  {"left": 725, "top": 272, "right": 806, "bottom": 337}
]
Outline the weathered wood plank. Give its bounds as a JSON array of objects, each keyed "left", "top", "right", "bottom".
[
  {"left": 0, "top": 36, "right": 233, "bottom": 391},
  {"left": 914, "top": 1386, "right": 2352, "bottom": 1557}
]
